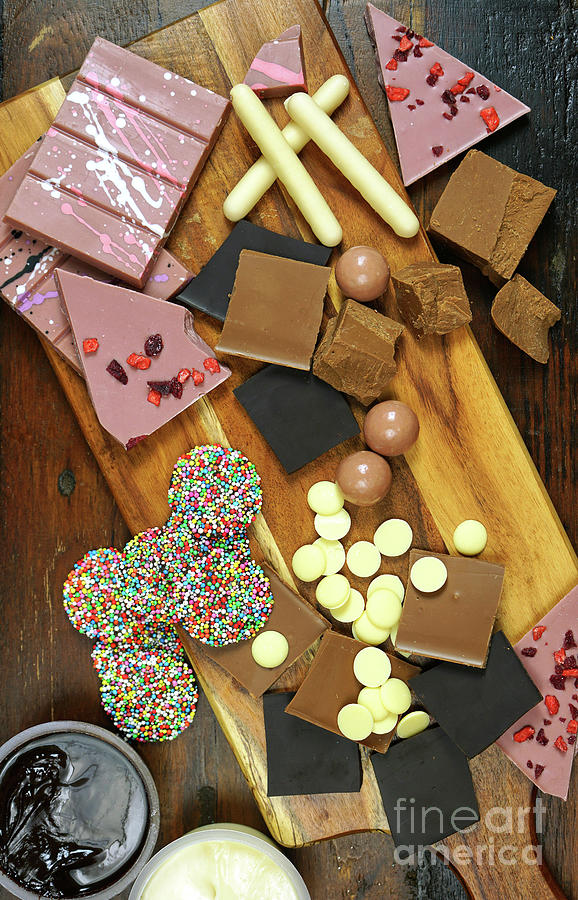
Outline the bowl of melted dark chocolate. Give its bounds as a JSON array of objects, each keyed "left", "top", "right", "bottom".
[{"left": 0, "top": 722, "right": 160, "bottom": 899}]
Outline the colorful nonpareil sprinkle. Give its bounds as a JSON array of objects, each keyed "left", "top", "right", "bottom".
[{"left": 62, "top": 445, "right": 274, "bottom": 741}]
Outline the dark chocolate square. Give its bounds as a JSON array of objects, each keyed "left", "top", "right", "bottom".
[
  {"left": 234, "top": 365, "right": 360, "bottom": 473},
  {"left": 174, "top": 220, "right": 332, "bottom": 321},
  {"left": 370, "top": 726, "right": 479, "bottom": 847},
  {"left": 410, "top": 631, "right": 542, "bottom": 758},
  {"left": 264, "top": 692, "right": 362, "bottom": 797}
]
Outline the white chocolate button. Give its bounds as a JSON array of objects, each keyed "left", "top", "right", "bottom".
[
  {"left": 396, "top": 710, "right": 430, "bottom": 739},
  {"left": 372, "top": 711, "right": 398, "bottom": 734},
  {"left": 314, "top": 508, "right": 351, "bottom": 541},
  {"left": 368, "top": 574, "right": 405, "bottom": 602},
  {"left": 291, "top": 544, "right": 326, "bottom": 582},
  {"left": 453, "top": 519, "right": 488, "bottom": 556},
  {"left": 346, "top": 541, "right": 382, "bottom": 578},
  {"left": 314, "top": 538, "right": 346, "bottom": 575},
  {"left": 337, "top": 703, "right": 373, "bottom": 741},
  {"left": 353, "top": 646, "right": 391, "bottom": 687},
  {"left": 365, "top": 589, "right": 402, "bottom": 629},
  {"left": 373, "top": 519, "right": 413, "bottom": 557},
  {"left": 315, "top": 573, "right": 350, "bottom": 609},
  {"left": 357, "top": 686, "right": 388, "bottom": 721},
  {"left": 307, "top": 481, "right": 344, "bottom": 516},
  {"left": 352, "top": 612, "right": 390, "bottom": 646},
  {"left": 410, "top": 556, "right": 448, "bottom": 593},
  {"left": 251, "top": 631, "right": 289, "bottom": 668},
  {"left": 331, "top": 588, "right": 365, "bottom": 623},
  {"left": 380, "top": 678, "right": 412, "bottom": 714}
]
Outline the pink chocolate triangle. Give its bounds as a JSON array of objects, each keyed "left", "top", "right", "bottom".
[
  {"left": 55, "top": 269, "right": 230, "bottom": 449},
  {"left": 496, "top": 585, "right": 578, "bottom": 800},
  {"left": 364, "top": 3, "right": 530, "bottom": 185},
  {"left": 243, "top": 25, "right": 306, "bottom": 99}
]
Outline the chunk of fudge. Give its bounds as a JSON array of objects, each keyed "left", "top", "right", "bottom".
[
  {"left": 312, "top": 299, "right": 404, "bottom": 405},
  {"left": 428, "top": 150, "right": 556, "bottom": 285},
  {"left": 392, "top": 262, "right": 471, "bottom": 337},
  {"left": 491, "top": 274, "right": 560, "bottom": 363}
]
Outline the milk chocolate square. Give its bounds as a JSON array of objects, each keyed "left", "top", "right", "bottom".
[
  {"left": 174, "top": 220, "right": 332, "bottom": 322},
  {"left": 312, "top": 299, "right": 404, "bottom": 405},
  {"left": 395, "top": 550, "right": 505, "bottom": 667},
  {"left": 264, "top": 692, "right": 362, "bottom": 797},
  {"left": 187, "top": 567, "right": 329, "bottom": 697},
  {"left": 286, "top": 631, "right": 419, "bottom": 753},
  {"left": 217, "top": 250, "right": 329, "bottom": 370},
  {"left": 411, "top": 631, "right": 542, "bottom": 758},
  {"left": 392, "top": 262, "right": 471, "bottom": 337},
  {"left": 491, "top": 274, "right": 560, "bottom": 363},
  {"left": 428, "top": 150, "right": 556, "bottom": 286},
  {"left": 371, "top": 726, "right": 479, "bottom": 847},
  {"left": 234, "top": 365, "right": 360, "bottom": 473}
]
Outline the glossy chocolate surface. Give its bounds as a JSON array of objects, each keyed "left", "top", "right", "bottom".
[
  {"left": 335, "top": 450, "right": 392, "bottom": 506},
  {"left": 335, "top": 245, "right": 390, "bottom": 302},
  {"left": 363, "top": 400, "right": 419, "bottom": 457}
]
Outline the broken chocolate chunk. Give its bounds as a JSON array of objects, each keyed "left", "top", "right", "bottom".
[
  {"left": 392, "top": 262, "right": 471, "bottom": 337},
  {"left": 491, "top": 274, "right": 561, "bottom": 364},
  {"left": 312, "top": 299, "right": 404, "bottom": 405},
  {"left": 428, "top": 150, "right": 556, "bottom": 285}
]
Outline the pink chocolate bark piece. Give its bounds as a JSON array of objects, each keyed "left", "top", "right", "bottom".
[
  {"left": 0, "top": 142, "right": 41, "bottom": 248},
  {"left": 364, "top": 4, "right": 530, "bottom": 186},
  {"left": 55, "top": 268, "right": 230, "bottom": 448},
  {"left": 4, "top": 37, "right": 230, "bottom": 287},
  {"left": 496, "top": 585, "right": 578, "bottom": 799},
  {"left": 243, "top": 25, "right": 307, "bottom": 99}
]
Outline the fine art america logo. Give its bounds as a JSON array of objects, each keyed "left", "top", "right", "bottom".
[{"left": 393, "top": 797, "right": 545, "bottom": 866}]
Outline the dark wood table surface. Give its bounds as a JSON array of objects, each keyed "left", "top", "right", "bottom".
[{"left": 0, "top": 1, "right": 575, "bottom": 898}]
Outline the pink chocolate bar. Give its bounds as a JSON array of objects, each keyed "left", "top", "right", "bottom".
[
  {"left": 364, "top": 4, "right": 530, "bottom": 186},
  {"left": 4, "top": 37, "right": 229, "bottom": 287},
  {"left": 243, "top": 25, "right": 307, "bottom": 99},
  {"left": 496, "top": 585, "right": 578, "bottom": 799},
  {"left": 55, "top": 269, "right": 230, "bottom": 448}
]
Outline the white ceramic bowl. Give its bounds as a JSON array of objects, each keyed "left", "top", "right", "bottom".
[{"left": 129, "top": 824, "right": 310, "bottom": 899}]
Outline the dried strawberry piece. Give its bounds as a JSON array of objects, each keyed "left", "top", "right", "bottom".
[
  {"left": 563, "top": 655, "right": 577, "bottom": 669},
  {"left": 526, "top": 760, "right": 533, "bottom": 768},
  {"left": 569, "top": 734, "right": 577, "bottom": 744},
  {"left": 392, "top": 34, "right": 403, "bottom": 42},
  {"left": 554, "top": 648, "right": 566, "bottom": 664},
  {"left": 442, "top": 112, "right": 453, "bottom": 121},
  {"left": 419, "top": 37, "right": 434, "bottom": 47},
  {"left": 396, "top": 25, "right": 406, "bottom": 32},
  {"left": 521, "top": 647, "right": 537, "bottom": 657},
  {"left": 126, "top": 353, "right": 151, "bottom": 370},
  {"left": 144, "top": 333, "right": 163, "bottom": 357},
  {"left": 393, "top": 48, "right": 409, "bottom": 62},
  {"left": 544, "top": 719, "right": 552, "bottom": 726},
  {"left": 564, "top": 630, "right": 577, "bottom": 649},
  {"left": 147, "top": 380, "right": 172, "bottom": 396},
  {"left": 204, "top": 357, "right": 221, "bottom": 374},
  {"left": 413, "top": 46, "right": 423, "bottom": 58},
  {"left": 82, "top": 337, "right": 99, "bottom": 354},
  {"left": 426, "top": 74, "right": 438, "bottom": 87},
  {"left": 569, "top": 703, "right": 578, "bottom": 719},
  {"left": 545, "top": 694, "right": 560, "bottom": 715},
  {"left": 432, "top": 146, "right": 444, "bottom": 157},
  {"left": 559, "top": 717, "right": 566, "bottom": 723},
  {"left": 535, "top": 728, "right": 549, "bottom": 746},
  {"left": 450, "top": 106, "right": 458, "bottom": 117},
  {"left": 566, "top": 720, "right": 577, "bottom": 734},
  {"left": 191, "top": 369, "right": 205, "bottom": 386},
  {"left": 554, "top": 735, "right": 568, "bottom": 752},
  {"left": 169, "top": 376, "right": 183, "bottom": 399},
  {"left": 126, "top": 435, "right": 147, "bottom": 450},
  {"left": 460, "top": 95, "right": 471, "bottom": 103},
  {"left": 457, "top": 72, "right": 475, "bottom": 87},
  {"left": 106, "top": 359, "right": 128, "bottom": 385},
  {"left": 408, "top": 104, "right": 416, "bottom": 111},
  {"left": 147, "top": 389, "right": 161, "bottom": 407},
  {"left": 534, "top": 764, "right": 545, "bottom": 777},
  {"left": 416, "top": 98, "right": 424, "bottom": 105},
  {"left": 563, "top": 668, "right": 578, "bottom": 677},
  {"left": 555, "top": 664, "right": 564, "bottom": 674},
  {"left": 430, "top": 62, "right": 444, "bottom": 77},
  {"left": 385, "top": 85, "right": 411, "bottom": 102},
  {"left": 466, "top": 87, "right": 477, "bottom": 95},
  {"left": 385, "top": 58, "right": 398, "bottom": 71},
  {"left": 450, "top": 83, "right": 466, "bottom": 95},
  {"left": 513, "top": 725, "right": 535, "bottom": 743},
  {"left": 406, "top": 29, "right": 415, "bottom": 38},
  {"left": 441, "top": 89, "right": 455, "bottom": 105},
  {"left": 399, "top": 35, "right": 413, "bottom": 51},
  {"left": 476, "top": 85, "right": 490, "bottom": 100},
  {"left": 550, "top": 673, "right": 565, "bottom": 691},
  {"left": 532, "top": 623, "right": 547, "bottom": 640},
  {"left": 177, "top": 368, "right": 191, "bottom": 384}
]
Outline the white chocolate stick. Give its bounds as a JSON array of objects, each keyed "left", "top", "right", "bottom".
[
  {"left": 285, "top": 92, "right": 420, "bottom": 239},
  {"left": 229, "top": 84, "right": 342, "bottom": 247},
  {"left": 224, "top": 75, "right": 350, "bottom": 222}
]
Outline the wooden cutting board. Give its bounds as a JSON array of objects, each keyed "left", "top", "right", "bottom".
[{"left": 0, "top": 0, "right": 575, "bottom": 897}]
